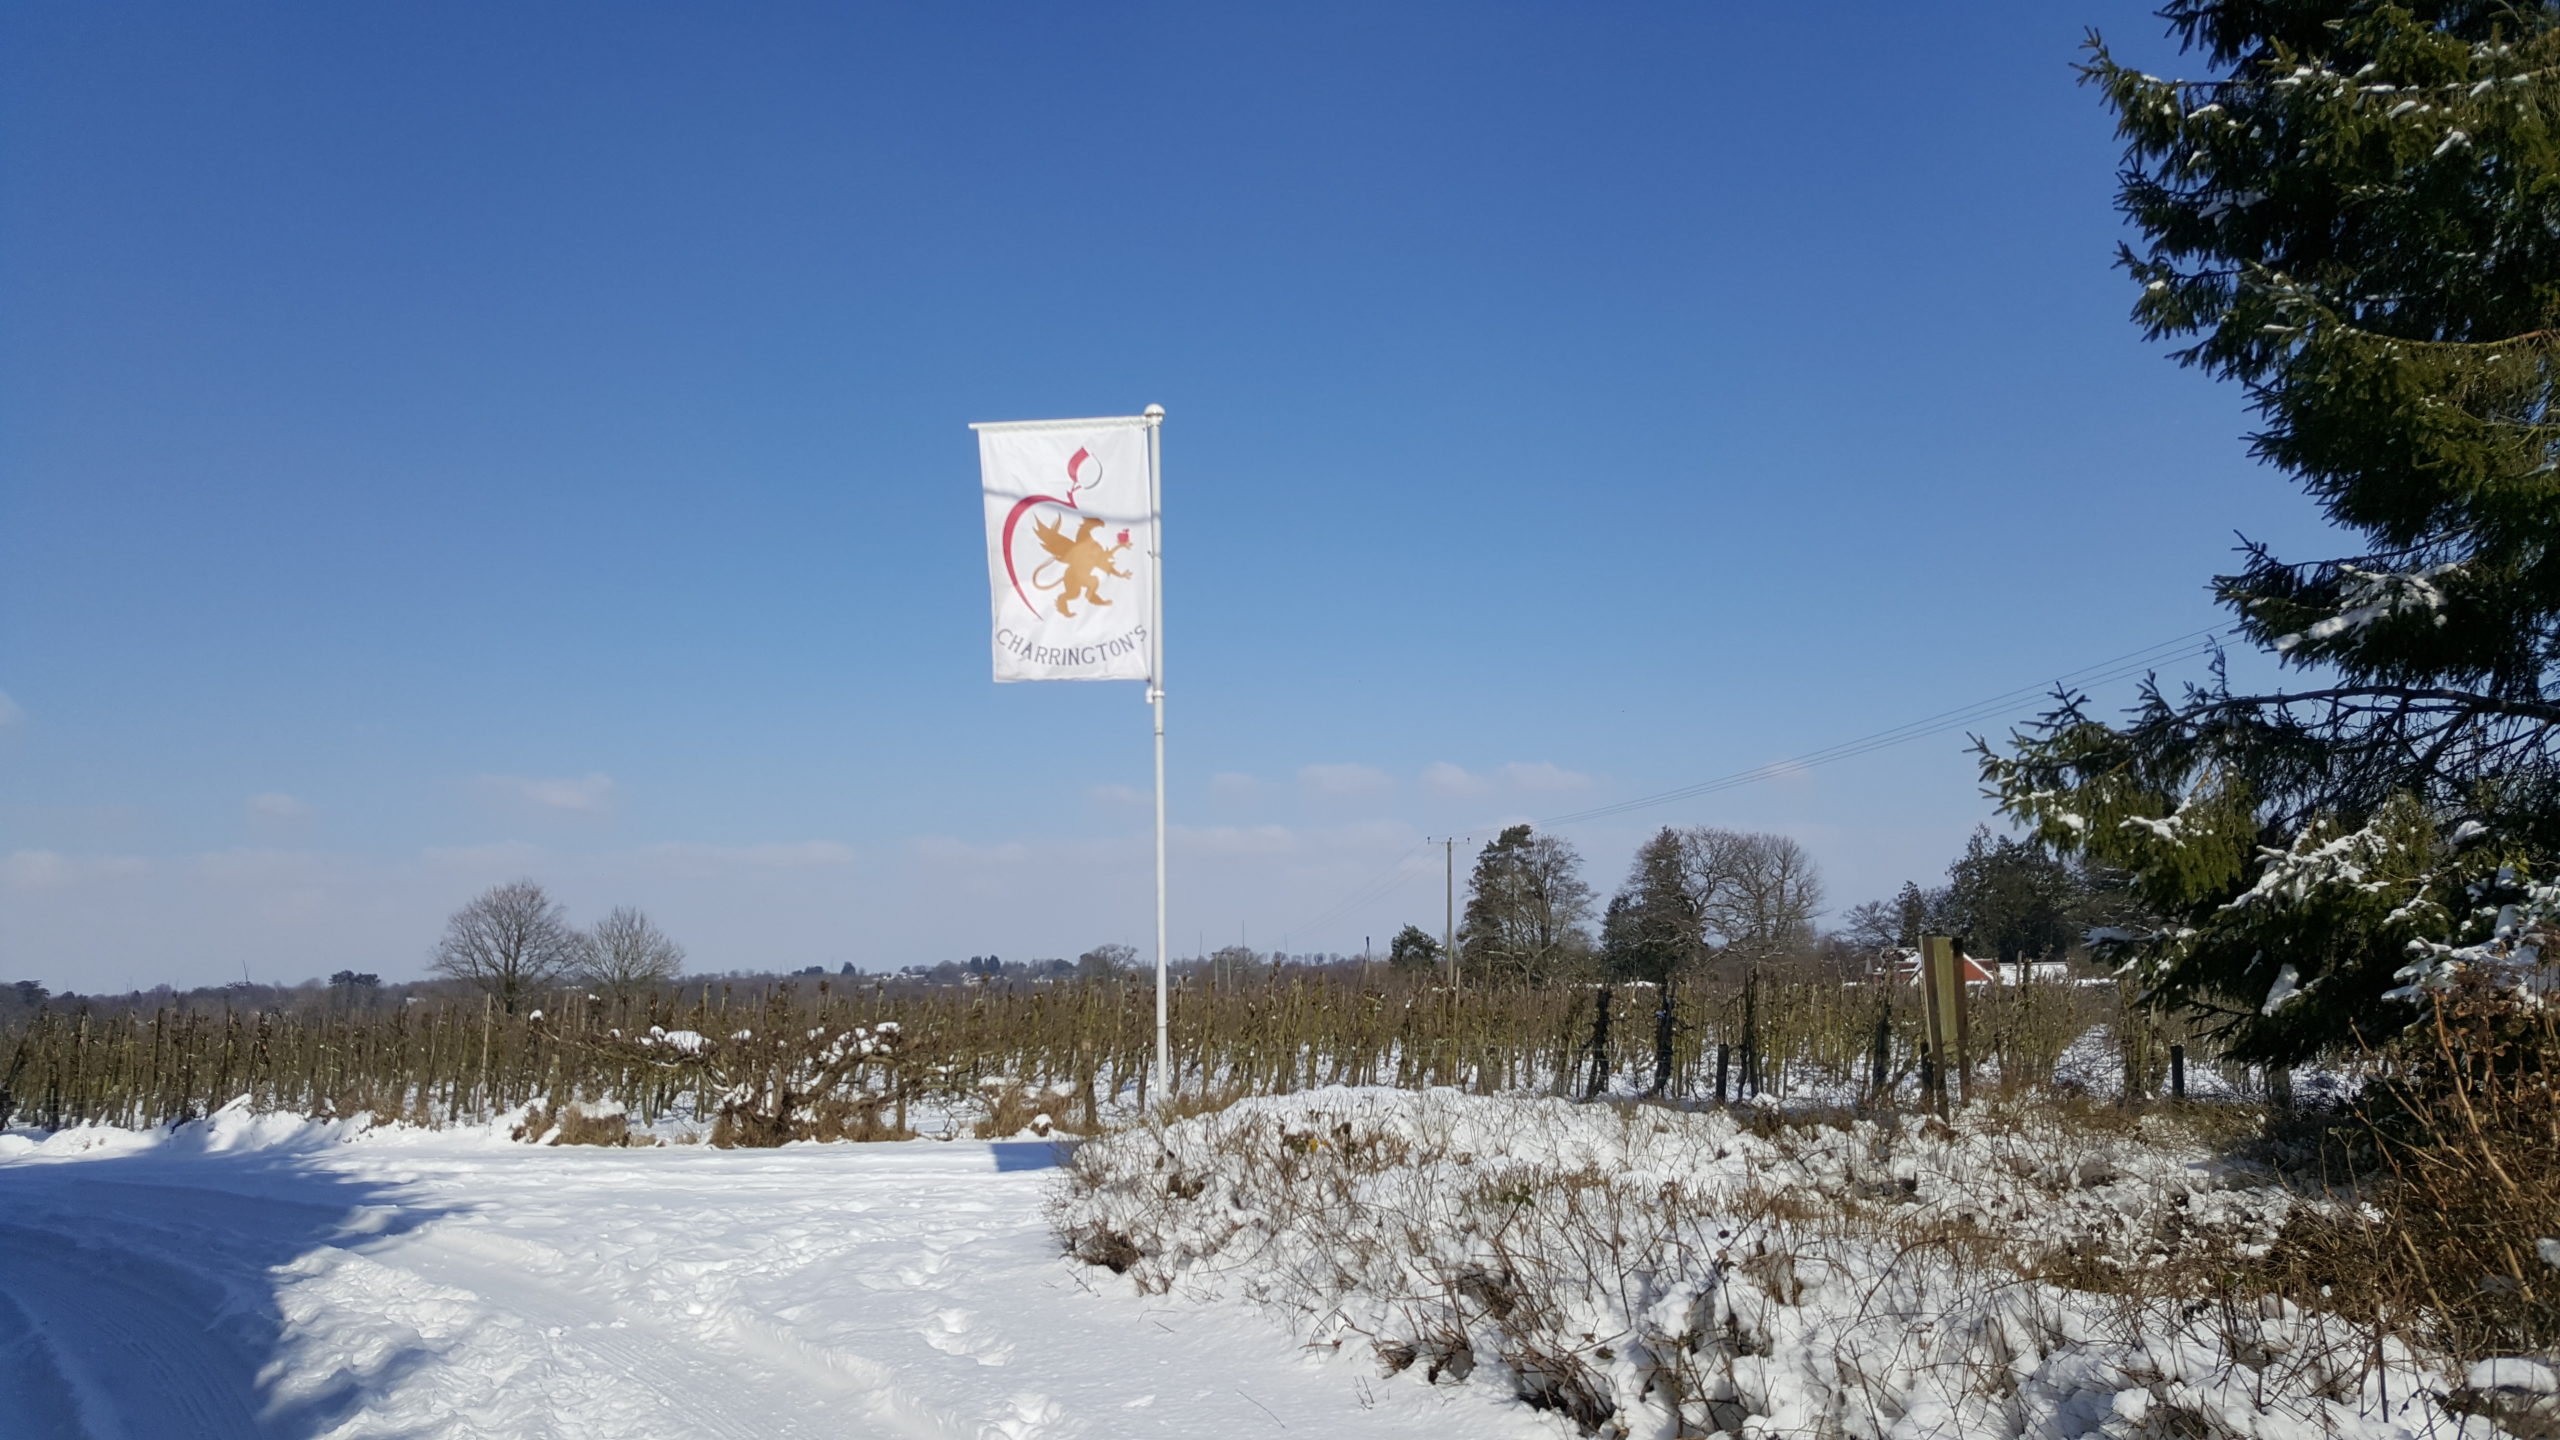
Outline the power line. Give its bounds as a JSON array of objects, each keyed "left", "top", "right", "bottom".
[
  {"left": 1536, "top": 628, "right": 2223, "bottom": 829},
  {"left": 1279, "top": 841, "right": 1431, "bottom": 948},
  {"left": 1271, "top": 627, "right": 2223, "bottom": 952}
]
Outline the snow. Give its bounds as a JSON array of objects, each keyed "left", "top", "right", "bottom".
[
  {"left": 2261, "top": 962, "right": 2303, "bottom": 1015},
  {"left": 0, "top": 1104, "right": 1537, "bottom": 1440},
  {"left": 2271, "top": 563, "right": 2455, "bottom": 654},
  {"left": 641, "top": 1025, "right": 710, "bottom": 1054},
  {"left": 2395, "top": 872, "right": 2560, "bottom": 1000},
  {"left": 2469, "top": 1357, "right": 2560, "bottom": 1393},
  {"left": 2225, "top": 820, "right": 2402, "bottom": 913},
  {"left": 1057, "top": 1089, "right": 2461, "bottom": 1439}
]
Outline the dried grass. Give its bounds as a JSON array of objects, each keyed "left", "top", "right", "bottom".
[
  {"left": 2207, "top": 977, "right": 2560, "bottom": 1433},
  {"left": 511, "top": 1102, "right": 633, "bottom": 1146},
  {"left": 971, "top": 1080, "right": 1060, "bottom": 1139}
]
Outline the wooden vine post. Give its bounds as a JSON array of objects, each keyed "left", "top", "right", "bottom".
[{"left": 1917, "top": 935, "right": 1971, "bottom": 1115}]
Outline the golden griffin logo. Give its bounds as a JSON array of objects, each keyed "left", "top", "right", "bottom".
[
  {"left": 999, "top": 446, "right": 1135, "bottom": 619},
  {"left": 1031, "top": 513, "right": 1132, "bottom": 617}
]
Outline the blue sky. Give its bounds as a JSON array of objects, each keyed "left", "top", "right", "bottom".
[{"left": 0, "top": 4, "right": 2332, "bottom": 989}]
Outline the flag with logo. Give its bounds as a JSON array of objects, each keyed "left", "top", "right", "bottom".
[{"left": 975, "top": 417, "right": 1156, "bottom": 682}]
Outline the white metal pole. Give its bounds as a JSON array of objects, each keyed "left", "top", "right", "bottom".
[
  {"left": 1444, "top": 838, "right": 1455, "bottom": 990},
  {"left": 1144, "top": 403, "right": 1168, "bottom": 1103}
]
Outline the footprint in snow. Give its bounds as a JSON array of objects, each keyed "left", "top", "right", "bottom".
[
  {"left": 923, "top": 1306, "right": 1013, "bottom": 1366},
  {"left": 985, "top": 1392, "right": 1060, "bottom": 1439}
]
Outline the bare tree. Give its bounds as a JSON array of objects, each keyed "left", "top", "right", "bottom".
[
  {"left": 430, "top": 880, "right": 586, "bottom": 1013},
  {"left": 580, "top": 905, "right": 686, "bottom": 999},
  {"left": 1076, "top": 942, "right": 1137, "bottom": 979},
  {"left": 1729, "top": 831, "right": 1824, "bottom": 959},
  {"left": 1833, "top": 899, "right": 1901, "bottom": 953},
  {"left": 1670, "top": 828, "right": 1826, "bottom": 972}
]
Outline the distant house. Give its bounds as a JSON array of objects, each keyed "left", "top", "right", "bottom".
[{"left": 1874, "top": 947, "right": 2064, "bottom": 987}]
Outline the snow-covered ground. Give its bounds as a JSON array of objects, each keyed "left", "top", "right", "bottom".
[
  {"left": 0, "top": 1106, "right": 1550, "bottom": 1440},
  {"left": 1057, "top": 1089, "right": 2486, "bottom": 1440}
]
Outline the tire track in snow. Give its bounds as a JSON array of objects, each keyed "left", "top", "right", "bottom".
[
  {"left": 0, "top": 1134, "right": 1546, "bottom": 1440},
  {"left": 0, "top": 1216, "right": 277, "bottom": 1439}
]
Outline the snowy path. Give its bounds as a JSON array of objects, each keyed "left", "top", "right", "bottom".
[{"left": 0, "top": 1123, "right": 1543, "bottom": 1440}]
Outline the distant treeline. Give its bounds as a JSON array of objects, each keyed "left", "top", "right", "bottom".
[{"left": 1, "top": 952, "right": 1388, "bottom": 1027}]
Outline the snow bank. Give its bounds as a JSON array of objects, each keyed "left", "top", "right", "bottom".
[
  {"left": 1055, "top": 1088, "right": 2464, "bottom": 1438},
  {"left": 0, "top": 1096, "right": 540, "bottom": 1166}
]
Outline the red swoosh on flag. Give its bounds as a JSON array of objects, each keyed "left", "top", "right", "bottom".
[{"left": 1000, "top": 494, "right": 1072, "bottom": 615}]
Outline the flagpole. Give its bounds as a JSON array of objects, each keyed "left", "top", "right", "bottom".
[{"left": 1144, "top": 403, "right": 1168, "bottom": 1104}]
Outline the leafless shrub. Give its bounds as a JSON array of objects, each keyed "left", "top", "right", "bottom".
[
  {"left": 513, "top": 1102, "right": 632, "bottom": 1146},
  {"left": 1071, "top": 1225, "right": 1142, "bottom": 1273},
  {"left": 972, "top": 1078, "right": 1065, "bottom": 1138},
  {"left": 615, "top": 1013, "right": 906, "bottom": 1149},
  {"left": 2202, "top": 975, "right": 2560, "bottom": 1398},
  {"left": 799, "top": 1093, "right": 907, "bottom": 1143},
  {"left": 554, "top": 1106, "right": 632, "bottom": 1146},
  {"left": 1508, "top": 1344, "right": 1614, "bottom": 1433},
  {"left": 1153, "top": 1077, "right": 1256, "bottom": 1124},
  {"left": 1056, "top": 1090, "right": 2462, "bottom": 1437}
]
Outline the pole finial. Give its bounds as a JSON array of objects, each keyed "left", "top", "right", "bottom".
[{"left": 1143, "top": 403, "right": 1165, "bottom": 421}]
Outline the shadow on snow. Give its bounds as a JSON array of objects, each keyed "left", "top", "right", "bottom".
[{"left": 0, "top": 1133, "right": 453, "bottom": 1440}]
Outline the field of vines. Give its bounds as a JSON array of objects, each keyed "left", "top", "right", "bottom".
[{"left": 0, "top": 971, "right": 2237, "bottom": 1145}]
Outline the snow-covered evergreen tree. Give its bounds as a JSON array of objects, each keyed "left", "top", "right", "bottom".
[{"left": 1987, "top": 1, "right": 2560, "bottom": 1062}]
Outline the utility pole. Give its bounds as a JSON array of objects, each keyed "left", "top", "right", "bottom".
[{"left": 1430, "top": 836, "right": 1462, "bottom": 991}]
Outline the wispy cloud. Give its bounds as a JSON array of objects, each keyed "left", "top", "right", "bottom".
[
  {"left": 1500, "top": 761, "right": 1595, "bottom": 793},
  {"left": 422, "top": 840, "right": 549, "bottom": 872},
  {"left": 0, "top": 691, "right": 20, "bottom": 729},
  {"left": 192, "top": 848, "right": 340, "bottom": 883},
  {"left": 1421, "top": 762, "right": 1493, "bottom": 798},
  {"left": 1174, "top": 823, "right": 1298, "bottom": 856},
  {"left": 247, "top": 792, "right": 312, "bottom": 821},
  {"left": 1316, "top": 818, "right": 1413, "bottom": 851},
  {"left": 477, "top": 772, "right": 618, "bottom": 815},
  {"left": 1421, "top": 760, "right": 1592, "bottom": 797},
  {"left": 1087, "top": 783, "right": 1150, "bottom": 810},
  {"left": 908, "top": 835, "right": 1032, "bottom": 866},
  {"left": 0, "top": 850, "right": 151, "bottom": 891},
  {"left": 1208, "top": 772, "right": 1265, "bottom": 804},
  {"left": 643, "top": 840, "right": 859, "bottom": 869},
  {"left": 1298, "top": 763, "right": 1392, "bottom": 797},
  {"left": 188, "top": 849, "right": 354, "bottom": 928}
]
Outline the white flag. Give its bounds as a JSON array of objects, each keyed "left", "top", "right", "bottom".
[{"left": 975, "top": 418, "right": 1155, "bottom": 683}]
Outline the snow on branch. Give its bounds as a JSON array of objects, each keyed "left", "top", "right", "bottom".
[
  {"left": 2273, "top": 564, "right": 2455, "bottom": 655},
  {"left": 2394, "top": 871, "right": 2560, "bottom": 1000}
]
